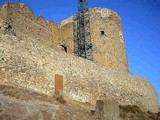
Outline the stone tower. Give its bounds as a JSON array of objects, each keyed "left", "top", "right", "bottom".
[{"left": 59, "top": 8, "right": 128, "bottom": 72}]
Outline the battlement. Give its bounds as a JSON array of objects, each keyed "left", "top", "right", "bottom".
[
  {"left": 0, "top": 2, "right": 60, "bottom": 48},
  {"left": 0, "top": 2, "right": 128, "bottom": 71}
]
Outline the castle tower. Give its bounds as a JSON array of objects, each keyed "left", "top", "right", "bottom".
[
  {"left": 89, "top": 8, "right": 128, "bottom": 71},
  {"left": 60, "top": 8, "right": 129, "bottom": 72},
  {"left": 0, "top": 2, "right": 129, "bottom": 72}
]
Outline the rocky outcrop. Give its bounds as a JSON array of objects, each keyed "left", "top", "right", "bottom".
[{"left": 0, "top": 84, "right": 99, "bottom": 120}]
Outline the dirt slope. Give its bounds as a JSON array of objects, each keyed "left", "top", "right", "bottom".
[{"left": 0, "top": 84, "right": 159, "bottom": 120}]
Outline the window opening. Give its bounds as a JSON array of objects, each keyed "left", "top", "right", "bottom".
[
  {"left": 61, "top": 45, "right": 67, "bottom": 52},
  {"left": 101, "top": 31, "right": 105, "bottom": 36}
]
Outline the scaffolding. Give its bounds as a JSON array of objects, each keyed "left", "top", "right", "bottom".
[{"left": 73, "top": 0, "right": 93, "bottom": 61}]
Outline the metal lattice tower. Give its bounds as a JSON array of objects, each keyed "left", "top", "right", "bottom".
[{"left": 73, "top": 0, "right": 93, "bottom": 61}]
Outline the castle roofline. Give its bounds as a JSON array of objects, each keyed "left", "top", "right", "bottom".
[
  {"left": 58, "top": 7, "right": 121, "bottom": 27},
  {"left": 90, "top": 7, "right": 121, "bottom": 19}
]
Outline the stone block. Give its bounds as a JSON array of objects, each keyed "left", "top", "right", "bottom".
[{"left": 95, "top": 100, "right": 120, "bottom": 120}]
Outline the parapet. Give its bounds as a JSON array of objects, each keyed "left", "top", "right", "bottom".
[
  {"left": 0, "top": 2, "right": 34, "bottom": 19},
  {"left": 35, "top": 15, "right": 46, "bottom": 27},
  {"left": 0, "top": 2, "right": 61, "bottom": 48},
  {"left": 16, "top": 2, "right": 34, "bottom": 18}
]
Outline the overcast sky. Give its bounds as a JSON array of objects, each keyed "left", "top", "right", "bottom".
[{"left": 1, "top": 0, "right": 160, "bottom": 104}]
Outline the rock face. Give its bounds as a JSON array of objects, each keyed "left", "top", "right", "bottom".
[
  {"left": 119, "top": 105, "right": 160, "bottom": 120},
  {"left": 0, "top": 84, "right": 99, "bottom": 120},
  {"left": 0, "top": 1, "right": 159, "bottom": 119}
]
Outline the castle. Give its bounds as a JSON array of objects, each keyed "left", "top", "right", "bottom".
[{"left": 0, "top": 2, "right": 159, "bottom": 113}]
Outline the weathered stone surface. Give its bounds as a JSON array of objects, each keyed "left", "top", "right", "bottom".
[
  {"left": 59, "top": 8, "right": 129, "bottom": 71},
  {"left": 0, "top": 2, "right": 60, "bottom": 48},
  {"left": 0, "top": 84, "right": 99, "bottom": 120},
  {"left": 0, "top": 33, "right": 158, "bottom": 113},
  {"left": 0, "top": 84, "right": 159, "bottom": 120},
  {"left": 120, "top": 105, "right": 160, "bottom": 120},
  {"left": 0, "top": 2, "right": 128, "bottom": 71},
  {"left": 0, "top": 93, "right": 58, "bottom": 120},
  {"left": 0, "top": 1, "right": 159, "bottom": 117},
  {"left": 95, "top": 100, "right": 120, "bottom": 120}
]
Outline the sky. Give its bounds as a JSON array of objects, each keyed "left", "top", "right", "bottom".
[{"left": 1, "top": 0, "right": 160, "bottom": 104}]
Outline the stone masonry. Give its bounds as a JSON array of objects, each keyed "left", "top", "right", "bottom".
[
  {"left": 0, "top": 2, "right": 128, "bottom": 71},
  {"left": 59, "top": 8, "right": 128, "bottom": 72},
  {"left": 0, "top": 2, "right": 159, "bottom": 113}
]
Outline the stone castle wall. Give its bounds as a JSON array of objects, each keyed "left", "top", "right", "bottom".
[
  {"left": 0, "top": 4, "right": 6, "bottom": 21},
  {"left": 58, "top": 21, "right": 74, "bottom": 53},
  {"left": 0, "top": 2, "right": 61, "bottom": 48},
  {"left": 1, "top": 2, "right": 128, "bottom": 71},
  {"left": 0, "top": 34, "right": 158, "bottom": 113},
  {"left": 0, "top": 2, "right": 159, "bottom": 113}
]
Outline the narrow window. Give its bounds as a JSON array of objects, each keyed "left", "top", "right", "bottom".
[{"left": 101, "top": 31, "right": 105, "bottom": 36}]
